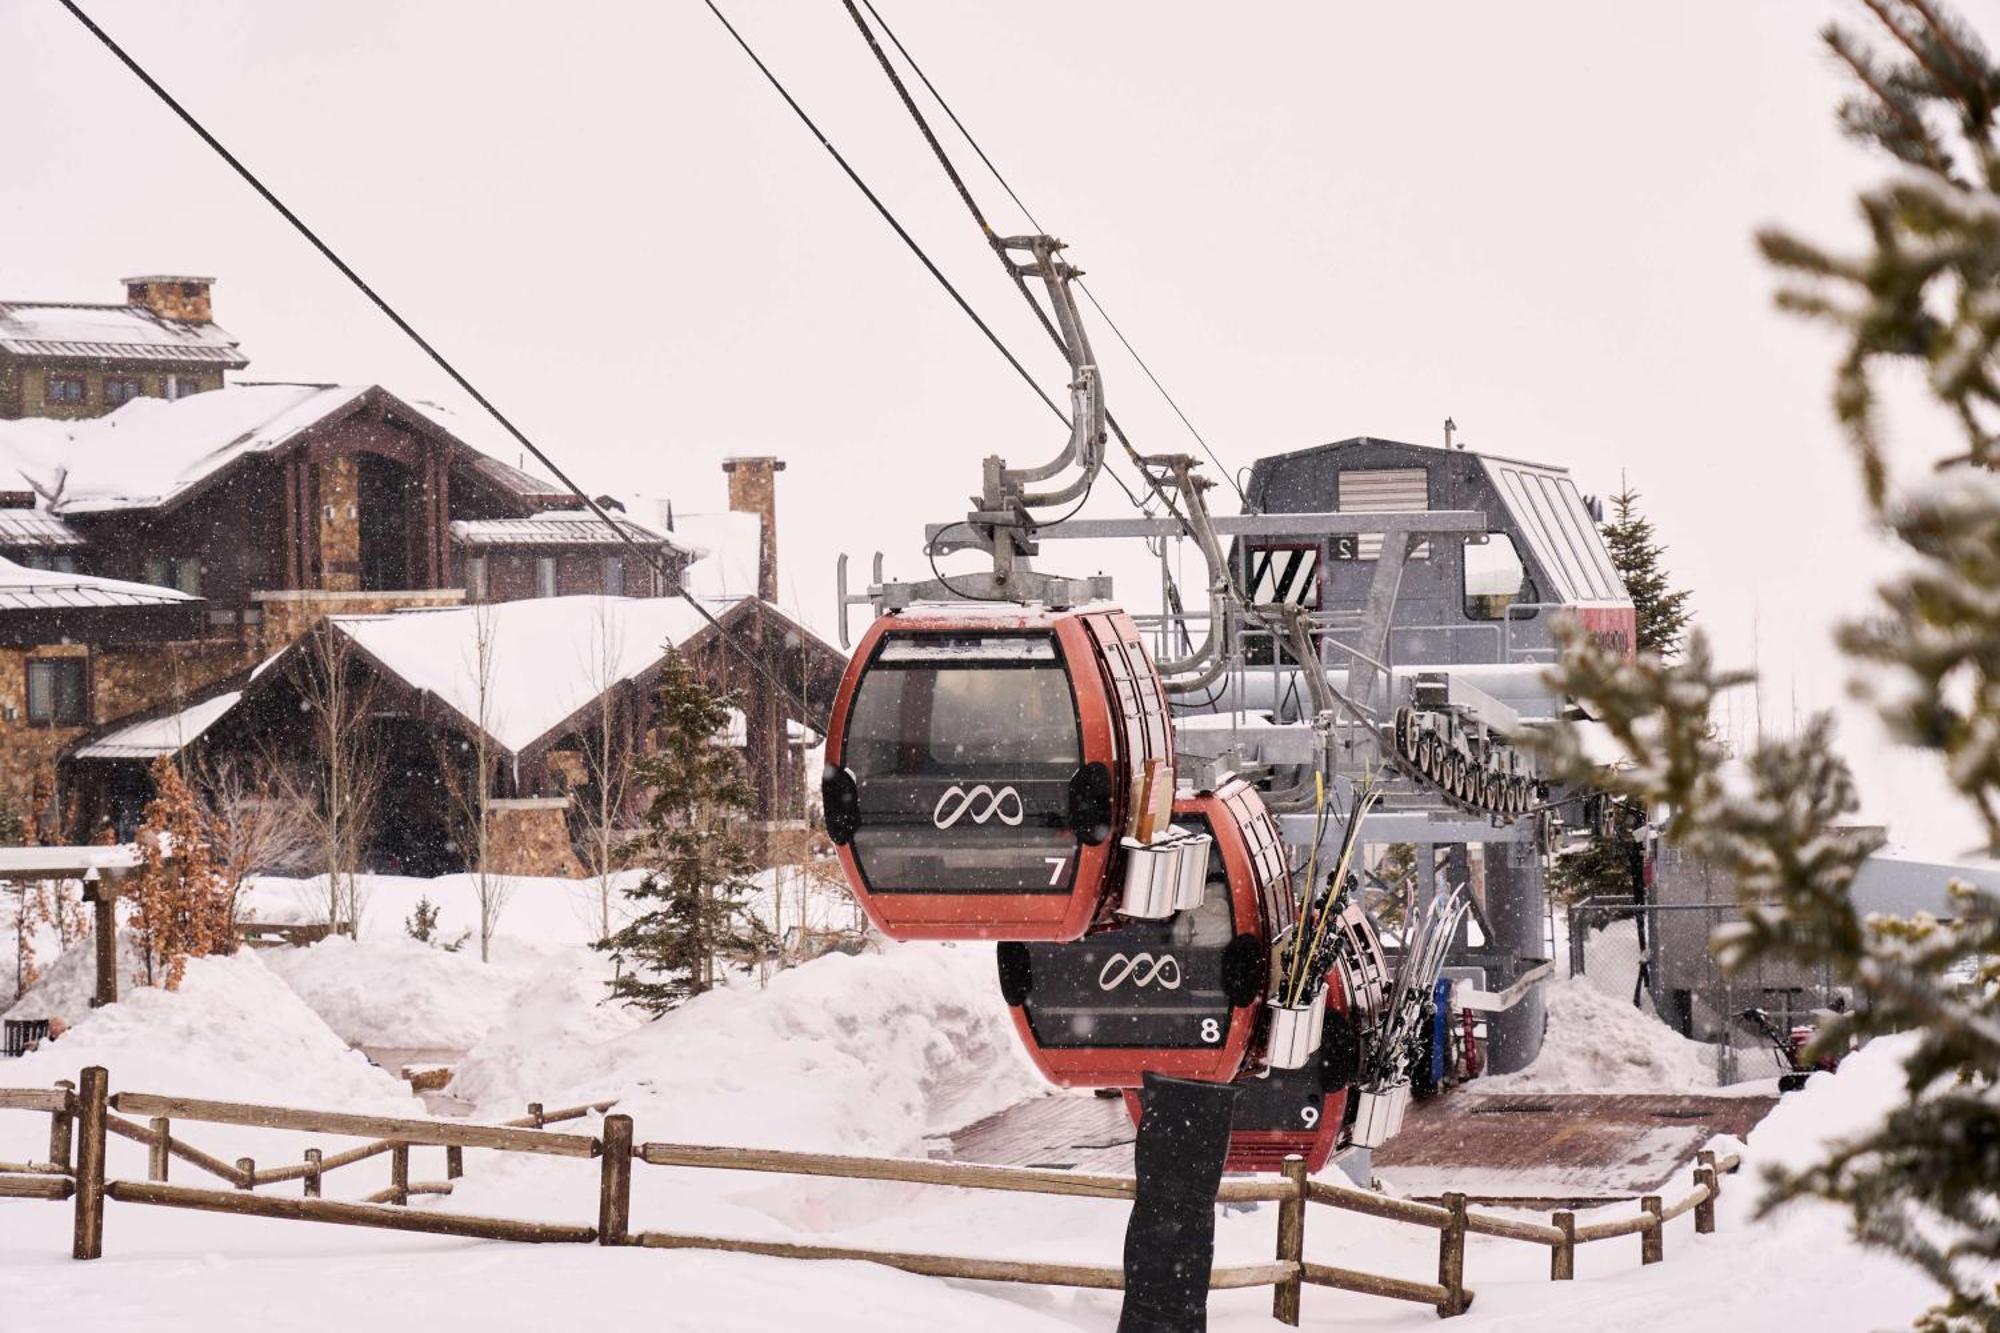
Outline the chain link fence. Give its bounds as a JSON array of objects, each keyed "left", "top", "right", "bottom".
[{"left": 1564, "top": 899, "right": 1850, "bottom": 1084}]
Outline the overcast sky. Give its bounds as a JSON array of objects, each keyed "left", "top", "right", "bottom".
[{"left": 5, "top": 0, "right": 1995, "bottom": 857}]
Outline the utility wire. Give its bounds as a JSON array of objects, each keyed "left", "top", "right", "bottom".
[
  {"left": 55, "top": 0, "right": 829, "bottom": 731},
  {"left": 857, "top": 0, "right": 1251, "bottom": 512},
  {"left": 702, "top": 0, "right": 1070, "bottom": 434}
]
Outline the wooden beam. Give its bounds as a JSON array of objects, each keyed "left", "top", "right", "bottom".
[
  {"left": 1273, "top": 1156, "right": 1306, "bottom": 1325},
  {"left": 637, "top": 1141, "right": 1137, "bottom": 1201},
  {"left": 110, "top": 1092, "right": 601, "bottom": 1159},
  {"left": 0, "top": 1173, "right": 74, "bottom": 1201},
  {"left": 71, "top": 1066, "right": 107, "bottom": 1260},
  {"left": 0, "top": 1088, "right": 72, "bottom": 1114},
  {"left": 598, "top": 1114, "right": 632, "bottom": 1246},
  {"left": 106, "top": 1112, "right": 249, "bottom": 1187},
  {"left": 1463, "top": 1211, "right": 1564, "bottom": 1245},
  {"left": 1300, "top": 1262, "right": 1453, "bottom": 1307},
  {"left": 1436, "top": 1192, "right": 1470, "bottom": 1316},
  {"left": 1551, "top": 1211, "right": 1576, "bottom": 1280},
  {"left": 1307, "top": 1179, "right": 1450, "bottom": 1229},
  {"left": 106, "top": 1180, "right": 596, "bottom": 1245}
]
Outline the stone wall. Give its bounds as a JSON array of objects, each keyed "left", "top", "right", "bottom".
[
  {"left": 487, "top": 798, "right": 584, "bottom": 878},
  {"left": 316, "top": 455, "right": 362, "bottom": 592},
  {"left": 0, "top": 638, "right": 259, "bottom": 842},
  {"left": 254, "top": 588, "right": 465, "bottom": 651}
]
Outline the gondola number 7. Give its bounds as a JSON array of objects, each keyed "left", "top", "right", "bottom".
[{"left": 1044, "top": 856, "right": 1067, "bottom": 886}]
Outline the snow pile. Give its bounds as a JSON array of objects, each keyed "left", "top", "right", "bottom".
[
  {"left": 0, "top": 948, "right": 416, "bottom": 1116},
  {"left": 454, "top": 943, "right": 1042, "bottom": 1157},
  {"left": 260, "top": 934, "right": 557, "bottom": 1050},
  {"left": 242, "top": 870, "right": 633, "bottom": 950},
  {"left": 3, "top": 928, "right": 152, "bottom": 1028},
  {"left": 1484, "top": 976, "right": 1718, "bottom": 1093}
]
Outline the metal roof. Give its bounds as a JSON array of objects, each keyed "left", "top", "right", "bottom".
[
  {"left": 0, "top": 509, "right": 84, "bottom": 548},
  {"left": 0, "top": 301, "right": 247, "bottom": 367},
  {"left": 449, "top": 514, "right": 685, "bottom": 550},
  {"left": 0, "top": 557, "right": 199, "bottom": 611},
  {"left": 74, "top": 690, "right": 243, "bottom": 761}
]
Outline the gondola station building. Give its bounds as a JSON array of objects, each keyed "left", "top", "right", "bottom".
[{"left": 0, "top": 275, "right": 841, "bottom": 872}]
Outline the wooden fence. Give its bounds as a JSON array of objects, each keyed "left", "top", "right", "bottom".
[{"left": 1, "top": 1068, "right": 1742, "bottom": 1323}]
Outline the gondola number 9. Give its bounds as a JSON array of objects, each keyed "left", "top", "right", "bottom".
[
  {"left": 1299, "top": 1104, "right": 1320, "bottom": 1127},
  {"left": 1200, "top": 1018, "right": 1221, "bottom": 1043}
]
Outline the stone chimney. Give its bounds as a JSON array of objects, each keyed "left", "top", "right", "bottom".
[
  {"left": 123, "top": 275, "right": 215, "bottom": 324},
  {"left": 721, "top": 456, "right": 785, "bottom": 602}
]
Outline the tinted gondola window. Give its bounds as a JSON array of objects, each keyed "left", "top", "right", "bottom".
[
  {"left": 1022, "top": 820, "right": 1241, "bottom": 1047},
  {"left": 844, "top": 634, "right": 1085, "bottom": 894}
]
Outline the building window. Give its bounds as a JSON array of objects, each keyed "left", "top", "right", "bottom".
[
  {"left": 45, "top": 374, "right": 86, "bottom": 406},
  {"left": 172, "top": 556, "right": 202, "bottom": 596},
  {"left": 603, "top": 556, "right": 625, "bottom": 597},
  {"left": 18, "top": 552, "right": 78, "bottom": 574},
  {"left": 105, "top": 378, "right": 144, "bottom": 407},
  {"left": 144, "top": 556, "right": 172, "bottom": 587},
  {"left": 535, "top": 556, "right": 557, "bottom": 598},
  {"left": 1463, "top": 532, "right": 1535, "bottom": 621},
  {"left": 465, "top": 555, "right": 489, "bottom": 601},
  {"left": 25, "top": 658, "right": 88, "bottom": 726}
]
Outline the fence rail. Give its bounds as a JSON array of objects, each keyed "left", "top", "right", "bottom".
[{"left": 1, "top": 1067, "right": 1744, "bottom": 1324}]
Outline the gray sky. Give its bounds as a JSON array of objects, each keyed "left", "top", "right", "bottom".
[{"left": 5, "top": 0, "right": 1995, "bottom": 856}]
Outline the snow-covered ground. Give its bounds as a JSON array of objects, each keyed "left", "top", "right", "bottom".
[{"left": 0, "top": 872, "right": 1953, "bottom": 1331}]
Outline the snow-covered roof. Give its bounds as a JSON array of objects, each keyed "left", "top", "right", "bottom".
[
  {"left": 403, "top": 399, "right": 568, "bottom": 503},
  {"left": 73, "top": 690, "right": 243, "bottom": 761},
  {"left": 0, "top": 507, "right": 84, "bottom": 549},
  {"left": 329, "top": 594, "right": 743, "bottom": 755},
  {"left": 0, "top": 554, "right": 199, "bottom": 612},
  {"left": 0, "top": 301, "right": 247, "bottom": 366},
  {"left": 450, "top": 512, "right": 688, "bottom": 551},
  {"left": 29, "top": 383, "right": 369, "bottom": 514},
  {"left": 0, "top": 843, "right": 141, "bottom": 880},
  {"left": 673, "top": 510, "right": 763, "bottom": 598}
]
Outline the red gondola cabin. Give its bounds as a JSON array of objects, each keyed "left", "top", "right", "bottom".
[
  {"left": 998, "top": 780, "right": 1295, "bottom": 1086},
  {"left": 822, "top": 605, "right": 1173, "bottom": 941},
  {"left": 1123, "top": 969, "right": 1362, "bottom": 1174}
]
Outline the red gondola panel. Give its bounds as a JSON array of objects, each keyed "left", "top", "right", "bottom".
[
  {"left": 998, "top": 780, "right": 1292, "bottom": 1087},
  {"left": 821, "top": 605, "right": 1173, "bottom": 942}
]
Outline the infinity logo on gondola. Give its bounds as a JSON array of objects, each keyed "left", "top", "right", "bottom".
[
  {"left": 932, "top": 784, "right": 1025, "bottom": 829},
  {"left": 1097, "top": 953, "right": 1182, "bottom": 991}
]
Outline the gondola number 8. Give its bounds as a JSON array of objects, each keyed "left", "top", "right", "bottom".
[{"left": 1200, "top": 1018, "right": 1221, "bottom": 1043}]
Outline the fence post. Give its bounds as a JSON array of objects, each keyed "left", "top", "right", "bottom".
[
  {"left": 598, "top": 1114, "right": 634, "bottom": 1246},
  {"left": 1272, "top": 1155, "right": 1306, "bottom": 1325},
  {"left": 49, "top": 1079, "right": 75, "bottom": 1172},
  {"left": 528, "top": 1102, "right": 545, "bottom": 1129},
  {"left": 391, "top": 1144, "right": 410, "bottom": 1206},
  {"left": 446, "top": 1145, "right": 464, "bottom": 1181},
  {"left": 1436, "top": 1191, "right": 1469, "bottom": 1316},
  {"left": 304, "top": 1149, "right": 322, "bottom": 1199},
  {"left": 1550, "top": 1210, "right": 1575, "bottom": 1280},
  {"left": 1640, "top": 1196, "right": 1663, "bottom": 1264},
  {"left": 1693, "top": 1167, "right": 1717, "bottom": 1235},
  {"left": 147, "top": 1117, "right": 170, "bottom": 1182},
  {"left": 236, "top": 1158, "right": 255, "bottom": 1191},
  {"left": 71, "top": 1066, "right": 107, "bottom": 1261}
]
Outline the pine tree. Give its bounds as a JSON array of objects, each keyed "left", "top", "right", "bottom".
[
  {"left": 596, "top": 652, "right": 769, "bottom": 1015},
  {"left": 1525, "top": 9, "right": 2000, "bottom": 1323},
  {"left": 1549, "top": 486, "right": 1691, "bottom": 903},
  {"left": 1602, "top": 487, "right": 1693, "bottom": 659}
]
